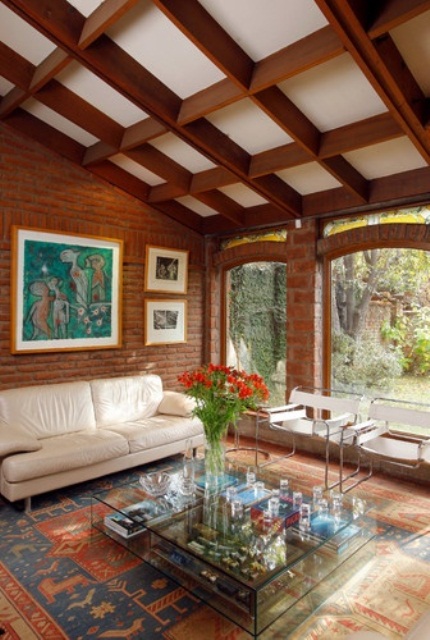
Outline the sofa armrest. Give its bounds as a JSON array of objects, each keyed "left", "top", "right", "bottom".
[
  {"left": 157, "top": 391, "right": 196, "bottom": 417},
  {"left": 0, "top": 426, "right": 42, "bottom": 456}
]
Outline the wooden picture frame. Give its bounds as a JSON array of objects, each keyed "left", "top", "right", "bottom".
[
  {"left": 11, "top": 226, "right": 123, "bottom": 353},
  {"left": 145, "top": 245, "right": 188, "bottom": 294},
  {"left": 144, "top": 299, "right": 187, "bottom": 345}
]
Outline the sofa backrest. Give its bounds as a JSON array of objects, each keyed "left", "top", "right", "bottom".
[
  {"left": 90, "top": 374, "right": 163, "bottom": 428},
  {"left": 0, "top": 381, "right": 96, "bottom": 439}
]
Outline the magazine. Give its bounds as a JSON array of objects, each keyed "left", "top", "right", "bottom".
[{"left": 104, "top": 499, "right": 169, "bottom": 538}]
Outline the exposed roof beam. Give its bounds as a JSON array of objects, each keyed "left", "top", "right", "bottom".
[
  {"left": 153, "top": 0, "right": 254, "bottom": 89},
  {"left": 78, "top": 0, "right": 139, "bottom": 49},
  {"left": 368, "top": 0, "right": 430, "bottom": 38},
  {"left": 315, "top": 0, "right": 430, "bottom": 164}
]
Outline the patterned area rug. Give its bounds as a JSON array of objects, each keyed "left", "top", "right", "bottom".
[{"left": 0, "top": 449, "right": 429, "bottom": 640}]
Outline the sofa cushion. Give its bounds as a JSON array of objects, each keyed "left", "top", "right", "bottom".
[
  {"left": 104, "top": 415, "right": 203, "bottom": 452},
  {"left": 157, "top": 391, "right": 196, "bottom": 417},
  {"left": 0, "top": 426, "right": 42, "bottom": 456},
  {"left": 0, "top": 381, "right": 96, "bottom": 439},
  {"left": 91, "top": 375, "right": 163, "bottom": 428},
  {"left": 1, "top": 431, "right": 129, "bottom": 483}
]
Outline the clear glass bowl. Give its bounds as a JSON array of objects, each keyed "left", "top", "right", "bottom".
[{"left": 139, "top": 471, "right": 171, "bottom": 496}]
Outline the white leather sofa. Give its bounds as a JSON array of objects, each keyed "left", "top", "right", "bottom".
[{"left": 0, "top": 374, "right": 204, "bottom": 510}]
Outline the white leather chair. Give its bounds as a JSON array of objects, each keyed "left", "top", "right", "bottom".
[
  {"left": 346, "top": 609, "right": 430, "bottom": 639},
  {"left": 354, "top": 397, "right": 430, "bottom": 477},
  {"left": 263, "top": 387, "right": 363, "bottom": 490}
]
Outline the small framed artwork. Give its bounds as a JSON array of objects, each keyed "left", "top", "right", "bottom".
[
  {"left": 144, "top": 299, "right": 187, "bottom": 345},
  {"left": 145, "top": 245, "right": 188, "bottom": 294},
  {"left": 11, "top": 226, "right": 123, "bottom": 353}
]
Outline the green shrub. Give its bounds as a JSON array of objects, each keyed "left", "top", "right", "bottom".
[{"left": 332, "top": 331, "right": 402, "bottom": 393}]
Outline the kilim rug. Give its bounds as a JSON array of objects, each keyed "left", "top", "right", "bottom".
[{"left": 0, "top": 446, "right": 429, "bottom": 640}]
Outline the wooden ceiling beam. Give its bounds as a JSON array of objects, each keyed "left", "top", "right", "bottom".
[
  {"left": 194, "top": 190, "right": 245, "bottom": 226},
  {"left": 0, "top": 87, "right": 27, "bottom": 118},
  {"left": 178, "top": 79, "right": 242, "bottom": 126},
  {"left": 82, "top": 118, "right": 168, "bottom": 166},
  {"left": 368, "top": 0, "right": 430, "bottom": 39},
  {"left": 148, "top": 182, "right": 189, "bottom": 203},
  {"left": 153, "top": 0, "right": 254, "bottom": 89},
  {"left": 254, "top": 86, "right": 320, "bottom": 155},
  {"left": 4, "top": 108, "right": 85, "bottom": 163},
  {"left": 0, "top": 41, "right": 34, "bottom": 87},
  {"left": 154, "top": 200, "right": 204, "bottom": 233},
  {"left": 372, "top": 34, "right": 428, "bottom": 125},
  {"left": 125, "top": 144, "right": 191, "bottom": 187},
  {"left": 36, "top": 80, "right": 124, "bottom": 147},
  {"left": 252, "top": 175, "right": 302, "bottom": 217},
  {"left": 121, "top": 118, "right": 168, "bottom": 149},
  {"left": 178, "top": 27, "right": 344, "bottom": 126},
  {"left": 251, "top": 25, "right": 344, "bottom": 91},
  {"left": 90, "top": 159, "right": 151, "bottom": 200},
  {"left": 250, "top": 143, "right": 310, "bottom": 178},
  {"left": 315, "top": 0, "right": 430, "bottom": 164},
  {"left": 321, "top": 155, "right": 368, "bottom": 201},
  {"left": 303, "top": 165, "right": 430, "bottom": 218},
  {"left": 30, "top": 48, "right": 70, "bottom": 91},
  {"left": 78, "top": 0, "right": 139, "bottom": 49},
  {"left": 319, "top": 112, "right": 403, "bottom": 157},
  {"left": 190, "top": 167, "right": 237, "bottom": 193}
]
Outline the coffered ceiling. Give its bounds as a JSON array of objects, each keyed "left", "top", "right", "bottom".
[{"left": 1, "top": 0, "right": 430, "bottom": 236}]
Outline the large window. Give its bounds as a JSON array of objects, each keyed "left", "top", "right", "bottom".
[
  {"left": 225, "top": 262, "right": 286, "bottom": 405},
  {"left": 330, "top": 248, "right": 430, "bottom": 434}
]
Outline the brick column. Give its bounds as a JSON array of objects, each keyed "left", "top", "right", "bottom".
[{"left": 286, "top": 220, "right": 322, "bottom": 393}]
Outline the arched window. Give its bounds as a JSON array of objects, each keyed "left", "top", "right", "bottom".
[
  {"left": 322, "top": 218, "right": 430, "bottom": 436},
  {"left": 224, "top": 261, "right": 287, "bottom": 405}
]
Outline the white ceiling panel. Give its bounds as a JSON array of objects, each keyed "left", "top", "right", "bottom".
[
  {"left": 176, "top": 196, "right": 218, "bottom": 217},
  {"left": 207, "top": 99, "right": 293, "bottom": 154},
  {"left": 67, "top": 0, "right": 104, "bottom": 18},
  {"left": 199, "top": 0, "right": 327, "bottom": 61},
  {"left": 2, "top": 0, "right": 429, "bottom": 234},
  {"left": 219, "top": 183, "right": 268, "bottom": 207},
  {"left": 391, "top": 10, "right": 430, "bottom": 96},
  {"left": 106, "top": 1, "right": 225, "bottom": 99},
  {"left": 23, "top": 99, "right": 98, "bottom": 146},
  {"left": 343, "top": 137, "right": 428, "bottom": 180},
  {"left": 0, "top": 5, "right": 54, "bottom": 65},
  {"left": 279, "top": 53, "right": 387, "bottom": 132},
  {"left": 277, "top": 162, "right": 341, "bottom": 195},
  {"left": 150, "top": 133, "right": 216, "bottom": 173},
  {"left": 57, "top": 62, "right": 146, "bottom": 127},
  {"left": 110, "top": 155, "right": 165, "bottom": 186},
  {"left": 0, "top": 76, "right": 13, "bottom": 95}
]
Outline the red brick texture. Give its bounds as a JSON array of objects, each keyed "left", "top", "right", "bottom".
[{"left": 0, "top": 124, "right": 205, "bottom": 391}]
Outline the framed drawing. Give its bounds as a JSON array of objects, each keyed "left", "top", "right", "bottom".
[
  {"left": 144, "top": 299, "right": 187, "bottom": 345},
  {"left": 11, "top": 226, "right": 123, "bottom": 353},
  {"left": 145, "top": 245, "right": 188, "bottom": 294}
]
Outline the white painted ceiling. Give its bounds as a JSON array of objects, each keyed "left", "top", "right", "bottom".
[{"left": 1, "top": 0, "right": 429, "bottom": 235}]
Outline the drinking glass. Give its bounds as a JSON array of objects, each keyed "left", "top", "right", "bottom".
[
  {"left": 293, "top": 491, "right": 303, "bottom": 508},
  {"left": 279, "top": 478, "right": 289, "bottom": 499},
  {"left": 246, "top": 466, "right": 257, "bottom": 486},
  {"left": 299, "top": 503, "right": 311, "bottom": 531}
]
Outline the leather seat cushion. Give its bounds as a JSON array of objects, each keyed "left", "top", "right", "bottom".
[
  {"left": 2, "top": 431, "right": 129, "bottom": 482},
  {"left": 105, "top": 415, "right": 203, "bottom": 453}
]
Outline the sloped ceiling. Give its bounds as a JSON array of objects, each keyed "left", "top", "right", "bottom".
[{"left": 1, "top": 0, "right": 430, "bottom": 236}]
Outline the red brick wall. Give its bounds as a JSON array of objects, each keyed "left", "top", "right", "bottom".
[{"left": 0, "top": 124, "right": 205, "bottom": 391}]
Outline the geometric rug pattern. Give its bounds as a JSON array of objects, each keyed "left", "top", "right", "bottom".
[{"left": 0, "top": 447, "right": 429, "bottom": 639}]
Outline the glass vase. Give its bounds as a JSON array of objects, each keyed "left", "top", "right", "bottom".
[{"left": 204, "top": 437, "right": 225, "bottom": 491}]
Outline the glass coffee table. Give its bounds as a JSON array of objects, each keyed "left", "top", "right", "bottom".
[{"left": 91, "top": 460, "right": 381, "bottom": 638}]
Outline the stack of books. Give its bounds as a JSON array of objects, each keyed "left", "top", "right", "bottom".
[{"left": 104, "top": 499, "right": 168, "bottom": 538}]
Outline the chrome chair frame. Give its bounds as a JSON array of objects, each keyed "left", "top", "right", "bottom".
[
  {"left": 263, "top": 386, "right": 363, "bottom": 490},
  {"left": 354, "top": 397, "right": 430, "bottom": 479}
]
